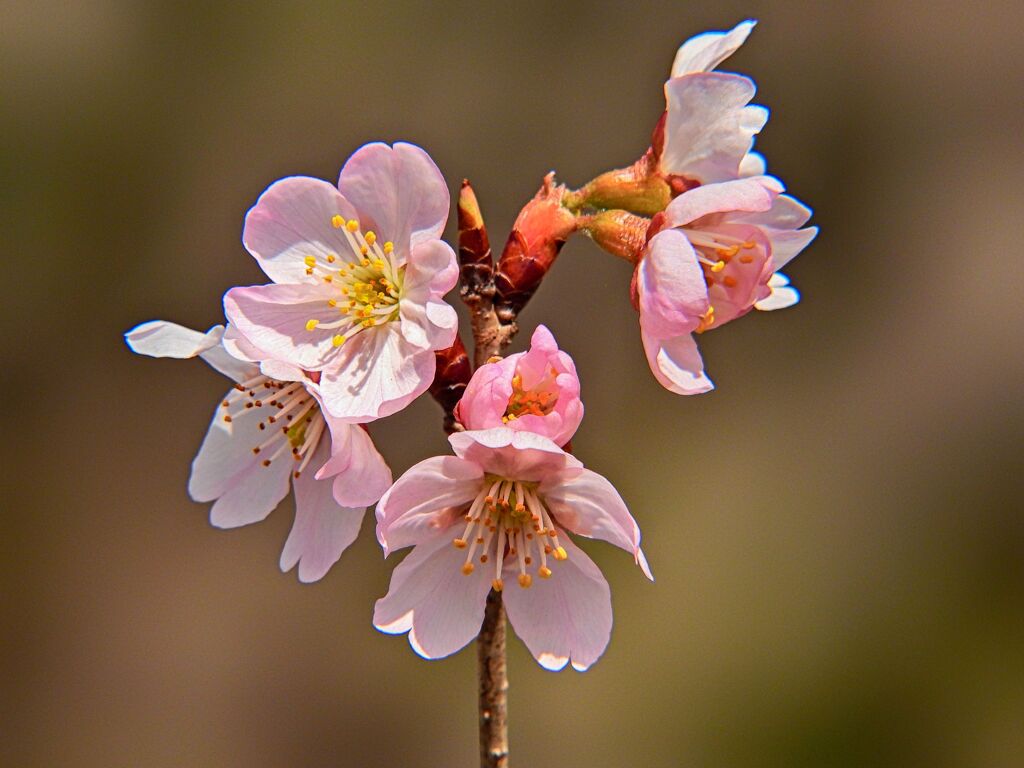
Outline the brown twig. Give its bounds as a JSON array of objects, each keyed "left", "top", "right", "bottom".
[{"left": 477, "top": 590, "right": 509, "bottom": 768}]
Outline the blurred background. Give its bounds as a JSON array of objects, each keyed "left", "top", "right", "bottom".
[{"left": 3, "top": 1, "right": 1023, "bottom": 766}]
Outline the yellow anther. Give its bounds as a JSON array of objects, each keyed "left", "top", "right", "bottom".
[
  {"left": 305, "top": 319, "right": 319, "bottom": 331},
  {"left": 326, "top": 254, "right": 336, "bottom": 263},
  {"left": 304, "top": 255, "right": 317, "bottom": 267},
  {"left": 553, "top": 546, "right": 568, "bottom": 561},
  {"left": 328, "top": 299, "right": 337, "bottom": 307},
  {"left": 383, "top": 241, "right": 394, "bottom": 254},
  {"left": 461, "top": 563, "right": 475, "bottom": 575},
  {"left": 711, "top": 260, "right": 726, "bottom": 273},
  {"left": 373, "top": 259, "right": 385, "bottom": 269},
  {"left": 332, "top": 334, "right": 346, "bottom": 347},
  {"left": 492, "top": 578, "right": 504, "bottom": 592},
  {"left": 365, "top": 231, "right": 377, "bottom": 246},
  {"left": 518, "top": 573, "right": 533, "bottom": 589},
  {"left": 323, "top": 275, "right": 333, "bottom": 283},
  {"left": 538, "top": 566, "right": 552, "bottom": 579},
  {"left": 453, "top": 538, "right": 467, "bottom": 549},
  {"left": 331, "top": 215, "right": 344, "bottom": 228},
  {"left": 346, "top": 219, "right": 359, "bottom": 232}
]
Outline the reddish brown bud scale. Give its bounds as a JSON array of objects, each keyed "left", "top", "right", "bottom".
[
  {"left": 429, "top": 335, "right": 472, "bottom": 433},
  {"left": 494, "top": 173, "right": 577, "bottom": 321},
  {"left": 458, "top": 180, "right": 494, "bottom": 302}
]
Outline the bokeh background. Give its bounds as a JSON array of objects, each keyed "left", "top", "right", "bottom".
[{"left": 4, "top": 1, "right": 1023, "bottom": 766}]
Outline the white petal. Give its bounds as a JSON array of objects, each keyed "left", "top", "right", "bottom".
[
  {"left": 280, "top": 439, "right": 365, "bottom": 583},
  {"left": 670, "top": 20, "right": 756, "bottom": 77}
]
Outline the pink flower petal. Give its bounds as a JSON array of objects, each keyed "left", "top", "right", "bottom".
[
  {"left": 670, "top": 19, "right": 756, "bottom": 77},
  {"left": 224, "top": 282, "right": 341, "bottom": 371},
  {"left": 313, "top": 420, "right": 393, "bottom": 508},
  {"left": 448, "top": 428, "right": 582, "bottom": 482},
  {"left": 454, "top": 358, "right": 516, "bottom": 431},
  {"left": 242, "top": 176, "right": 359, "bottom": 285},
  {"left": 637, "top": 229, "right": 709, "bottom": 339},
  {"left": 502, "top": 534, "right": 612, "bottom": 672},
  {"left": 734, "top": 193, "right": 812, "bottom": 230},
  {"left": 317, "top": 326, "right": 437, "bottom": 421},
  {"left": 665, "top": 176, "right": 782, "bottom": 228},
  {"left": 662, "top": 72, "right": 767, "bottom": 183},
  {"left": 540, "top": 468, "right": 653, "bottom": 579},
  {"left": 280, "top": 439, "right": 364, "bottom": 583},
  {"left": 375, "top": 456, "right": 483, "bottom": 555},
  {"left": 641, "top": 329, "right": 714, "bottom": 395},
  {"left": 337, "top": 142, "right": 449, "bottom": 254},
  {"left": 373, "top": 532, "right": 493, "bottom": 660}
]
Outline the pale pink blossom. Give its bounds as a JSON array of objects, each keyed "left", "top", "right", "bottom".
[
  {"left": 454, "top": 325, "right": 583, "bottom": 446},
  {"left": 125, "top": 320, "right": 392, "bottom": 582},
  {"left": 224, "top": 142, "right": 459, "bottom": 423},
  {"left": 660, "top": 20, "right": 768, "bottom": 185},
  {"left": 374, "top": 428, "right": 651, "bottom": 671},
  {"left": 636, "top": 175, "right": 817, "bottom": 394}
]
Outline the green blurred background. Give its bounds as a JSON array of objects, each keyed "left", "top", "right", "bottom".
[{"left": 4, "top": 1, "right": 1022, "bottom": 766}]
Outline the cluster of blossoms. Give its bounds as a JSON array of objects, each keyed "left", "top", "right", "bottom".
[{"left": 125, "top": 21, "right": 815, "bottom": 673}]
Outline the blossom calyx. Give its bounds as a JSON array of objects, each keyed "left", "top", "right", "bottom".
[
  {"left": 578, "top": 209, "right": 652, "bottom": 264},
  {"left": 564, "top": 148, "right": 672, "bottom": 217},
  {"left": 493, "top": 173, "right": 577, "bottom": 322}
]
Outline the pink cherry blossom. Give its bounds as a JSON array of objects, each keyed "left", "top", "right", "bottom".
[
  {"left": 660, "top": 20, "right": 768, "bottom": 185},
  {"left": 224, "top": 142, "right": 459, "bottom": 423},
  {"left": 454, "top": 325, "right": 583, "bottom": 446},
  {"left": 125, "top": 320, "right": 392, "bottom": 582},
  {"left": 636, "top": 175, "right": 818, "bottom": 394},
  {"left": 374, "top": 428, "right": 651, "bottom": 671}
]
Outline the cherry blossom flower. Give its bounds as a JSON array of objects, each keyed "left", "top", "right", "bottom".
[
  {"left": 374, "top": 428, "right": 651, "bottom": 671},
  {"left": 125, "top": 320, "right": 391, "bottom": 582},
  {"left": 636, "top": 174, "right": 817, "bottom": 394},
  {"left": 660, "top": 20, "right": 768, "bottom": 186},
  {"left": 224, "top": 142, "right": 459, "bottom": 423},
  {"left": 454, "top": 325, "right": 583, "bottom": 446}
]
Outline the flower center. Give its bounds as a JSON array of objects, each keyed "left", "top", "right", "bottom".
[
  {"left": 220, "top": 373, "right": 325, "bottom": 478},
  {"left": 453, "top": 477, "right": 569, "bottom": 591},
  {"left": 503, "top": 370, "right": 558, "bottom": 422},
  {"left": 683, "top": 227, "right": 758, "bottom": 331},
  {"left": 303, "top": 216, "right": 404, "bottom": 348}
]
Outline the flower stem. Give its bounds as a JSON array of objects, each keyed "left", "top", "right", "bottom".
[{"left": 477, "top": 589, "right": 509, "bottom": 767}]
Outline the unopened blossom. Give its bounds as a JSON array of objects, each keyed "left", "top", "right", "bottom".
[
  {"left": 637, "top": 174, "right": 817, "bottom": 394},
  {"left": 125, "top": 320, "right": 391, "bottom": 582},
  {"left": 224, "top": 142, "right": 459, "bottom": 423},
  {"left": 455, "top": 325, "right": 583, "bottom": 447},
  {"left": 374, "top": 428, "right": 651, "bottom": 671}
]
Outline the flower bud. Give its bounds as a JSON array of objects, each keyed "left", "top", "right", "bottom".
[
  {"left": 457, "top": 179, "right": 493, "bottom": 301},
  {"left": 493, "top": 173, "right": 577, "bottom": 321},
  {"left": 428, "top": 335, "right": 472, "bottom": 432}
]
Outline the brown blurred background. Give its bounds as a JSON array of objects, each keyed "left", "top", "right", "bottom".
[{"left": 3, "top": 1, "right": 1023, "bottom": 766}]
